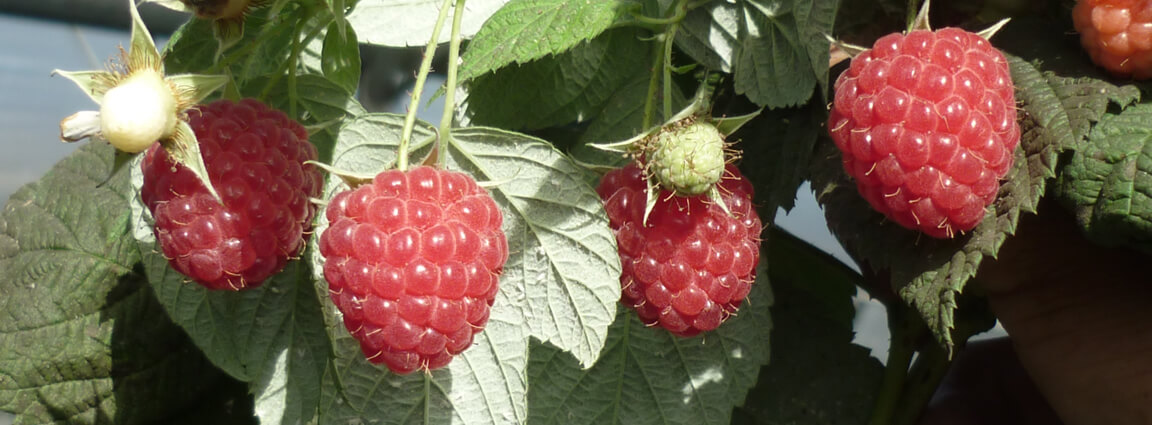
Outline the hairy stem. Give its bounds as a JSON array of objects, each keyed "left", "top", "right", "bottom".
[
  {"left": 641, "top": 0, "right": 691, "bottom": 129},
  {"left": 439, "top": 0, "right": 467, "bottom": 140},
  {"left": 399, "top": 0, "right": 454, "bottom": 171}
]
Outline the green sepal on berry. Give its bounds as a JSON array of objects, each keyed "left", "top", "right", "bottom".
[
  {"left": 54, "top": 0, "right": 228, "bottom": 202},
  {"left": 645, "top": 119, "right": 726, "bottom": 196},
  {"left": 590, "top": 77, "right": 760, "bottom": 224},
  {"left": 145, "top": 0, "right": 268, "bottom": 55}
]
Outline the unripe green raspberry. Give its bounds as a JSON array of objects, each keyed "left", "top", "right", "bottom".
[{"left": 647, "top": 121, "right": 726, "bottom": 196}]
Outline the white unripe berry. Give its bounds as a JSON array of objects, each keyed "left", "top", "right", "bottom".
[{"left": 99, "top": 69, "right": 178, "bottom": 153}]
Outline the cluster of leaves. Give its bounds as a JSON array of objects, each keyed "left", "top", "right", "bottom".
[
  {"left": 1, "top": 0, "right": 862, "bottom": 423},
  {"left": 8, "top": 0, "right": 1152, "bottom": 423}
]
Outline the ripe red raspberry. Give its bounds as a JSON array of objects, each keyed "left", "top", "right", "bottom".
[
  {"left": 1073, "top": 0, "right": 1152, "bottom": 79},
  {"left": 318, "top": 166, "right": 508, "bottom": 374},
  {"left": 597, "top": 164, "right": 761, "bottom": 337},
  {"left": 828, "top": 28, "right": 1019, "bottom": 239},
  {"left": 141, "top": 98, "right": 322, "bottom": 290}
]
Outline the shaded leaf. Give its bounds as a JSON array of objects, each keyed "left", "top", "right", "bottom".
[
  {"left": 164, "top": 14, "right": 294, "bottom": 81},
  {"left": 809, "top": 55, "right": 1134, "bottom": 348},
  {"left": 467, "top": 28, "right": 652, "bottom": 131},
  {"left": 676, "top": 0, "right": 833, "bottom": 107},
  {"left": 458, "top": 0, "right": 638, "bottom": 81},
  {"left": 1057, "top": 103, "right": 1152, "bottom": 254},
  {"left": 736, "top": 101, "right": 822, "bottom": 214},
  {"left": 0, "top": 142, "right": 242, "bottom": 424},
  {"left": 732, "top": 227, "right": 880, "bottom": 425},
  {"left": 525, "top": 256, "right": 771, "bottom": 425},
  {"left": 322, "top": 21, "right": 362, "bottom": 94}
]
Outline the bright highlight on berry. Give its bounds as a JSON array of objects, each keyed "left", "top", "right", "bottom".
[
  {"left": 828, "top": 26, "right": 1019, "bottom": 239},
  {"left": 319, "top": 166, "right": 509, "bottom": 374},
  {"left": 598, "top": 163, "right": 761, "bottom": 337}
]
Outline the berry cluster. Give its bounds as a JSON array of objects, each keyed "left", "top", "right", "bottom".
[
  {"left": 141, "top": 98, "right": 322, "bottom": 290},
  {"left": 319, "top": 166, "right": 508, "bottom": 373},
  {"left": 598, "top": 164, "right": 761, "bottom": 336},
  {"left": 828, "top": 28, "right": 1019, "bottom": 238}
]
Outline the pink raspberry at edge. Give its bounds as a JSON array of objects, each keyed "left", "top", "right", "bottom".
[
  {"left": 828, "top": 27, "right": 1020, "bottom": 239},
  {"left": 1073, "top": 0, "right": 1152, "bottom": 79},
  {"left": 597, "top": 163, "right": 761, "bottom": 337},
  {"left": 141, "top": 98, "right": 323, "bottom": 290},
  {"left": 318, "top": 166, "right": 509, "bottom": 374}
]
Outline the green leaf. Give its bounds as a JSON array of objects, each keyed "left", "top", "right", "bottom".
[
  {"left": 737, "top": 102, "right": 822, "bottom": 214},
  {"left": 321, "top": 21, "right": 362, "bottom": 94},
  {"left": 164, "top": 14, "right": 294, "bottom": 81},
  {"left": 732, "top": 227, "right": 881, "bottom": 425},
  {"left": 676, "top": 0, "right": 831, "bottom": 108},
  {"left": 458, "top": 0, "right": 637, "bottom": 82},
  {"left": 139, "top": 255, "right": 331, "bottom": 425},
  {"left": 808, "top": 56, "right": 1136, "bottom": 349},
  {"left": 245, "top": 74, "right": 368, "bottom": 124},
  {"left": 244, "top": 74, "right": 368, "bottom": 163},
  {"left": 468, "top": 28, "right": 652, "bottom": 131},
  {"left": 525, "top": 255, "right": 770, "bottom": 425},
  {"left": 129, "top": 160, "right": 332, "bottom": 425},
  {"left": 348, "top": 0, "right": 509, "bottom": 47},
  {"left": 448, "top": 127, "right": 622, "bottom": 365},
  {"left": 578, "top": 74, "right": 687, "bottom": 145},
  {"left": 1057, "top": 103, "right": 1152, "bottom": 253},
  {"left": 308, "top": 116, "right": 525, "bottom": 424},
  {"left": 0, "top": 142, "right": 244, "bottom": 423},
  {"left": 794, "top": 0, "right": 838, "bottom": 97}
]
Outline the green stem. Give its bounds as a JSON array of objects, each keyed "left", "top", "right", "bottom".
[
  {"left": 259, "top": 12, "right": 327, "bottom": 102},
  {"left": 906, "top": 0, "right": 919, "bottom": 30},
  {"left": 439, "top": 0, "right": 467, "bottom": 139},
  {"left": 398, "top": 0, "right": 454, "bottom": 172},
  {"left": 641, "top": 0, "right": 690, "bottom": 129},
  {"left": 286, "top": 21, "right": 304, "bottom": 117},
  {"left": 237, "top": 0, "right": 295, "bottom": 74},
  {"left": 894, "top": 340, "right": 953, "bottom": 425},
  {"left": 662, "top": 0, "right": 688, "bottom": 120},
  {"left": 641, "top": 37, "right": 663, "bottom": 130},
  {"left": 866, "top": 305, "right": 915, "bottom": 425},
  {"left": 209, "top": 20, "right": 289, "bottom": 74}
]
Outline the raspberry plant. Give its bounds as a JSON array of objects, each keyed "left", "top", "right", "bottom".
[{"left": 2, "top": 0, "right": 1151, "bottom": 424}]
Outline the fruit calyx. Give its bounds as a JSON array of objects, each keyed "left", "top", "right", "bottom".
[
  {"left": 641, "top": 117, "right": 727, "bottom": 197},
  {"left": 55, "top": 0, "right": 228, "bottom": 200}
]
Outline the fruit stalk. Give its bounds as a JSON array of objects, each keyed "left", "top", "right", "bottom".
[
  {"left": 866, "top": 301, "right": 915, "bottom": 425},
  {"left": 439, "top": 0, "right": 467, "bottom": 139},
  {"left": 894, "top": 341, "right": 952, "bottom": 425},
  {"left": 661, "top": 0, "right": 689, "bottom": 120},
  {"left": 398, "top": 0, "right": 455, "bottom": 171}
]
